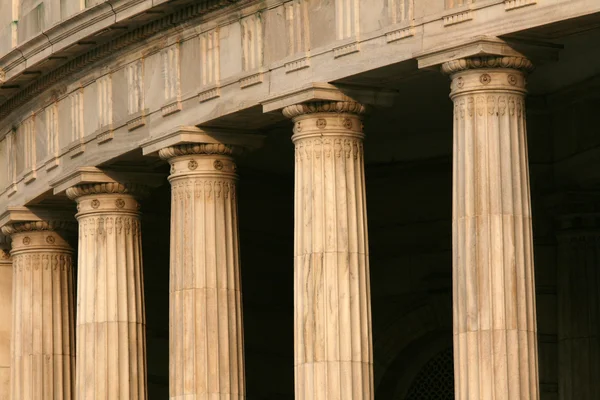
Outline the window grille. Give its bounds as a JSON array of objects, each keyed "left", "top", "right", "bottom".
[{"left": 405, "top": 347, "right": 454, "bottom": 400}]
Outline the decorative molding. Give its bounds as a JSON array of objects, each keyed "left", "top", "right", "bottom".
[
  {"left": 239, "top": 72, "right": 263, "bottom": 88},
  {"left": 127, "top": 113, "right": 146, "bottom": 131},
  {"left": 333, "top": 41, "right": 360, "bottom": 58},
  {"left": 44, "top": 156, "right": 60, "bottom": 172},
  {"left": 23, "top": 170, "right": 37, "bottom": 185},
  {"left": 505, "top": 0, "right": 537, "bottom": 10},
  {"left": 200, "top": 29, "right": 220, "bottom": 87},
  {"left": 284, "top": 57, "right": 310, "bottom": 73},
  {"left": 6, "top": 184, "right": 17, "bottom": 198},
  {"left": 127, "top": 60, "right": 144, "bottom": 115},
  {"left": 163, "top": 44, "right": 181, "bottom": 104},
  {"left": 70, "top": 89, "right": 84, "bottom": 143},
  {"left": 336, "top": 0, "right": 360, "bottom": 39},
  {"left": 443, "top": 10, "right": 473, "bottom": 26},
  {"left": 2, "top": 220, "right": 75, "bottom": 235},
  {"left": 442, "top": 56, "right": 534, "bottom": 74},
  {"left": 5, "top": 130, "right": 16, "bottom": 192},
  {"left": 96, "top": 128, "right": 114, "bottom": 144},
  {"left": 65, "top": 182, "right": 149, "bottom": 200},
  {"left": 20, "top": 115, "right": 36, "bottom": 175},
  {"left": 241, "top": 14, "right": 264, "bottom": 72},
  {"left": 388, "top": 0, "right": 414, "bottom": 24},
  {"left": 283, "top": 101, "right": 367, "bottom": 118},
  {"left": 285, "top": 0, "right": 310, "bottom": 55},
  {"left": 385, "top": 26, "right": 415, "bottom": 43},
  {"left": 97, "top": 74, "right": 113, "bottom": 129},
  {"left": 198, "top": 86, "right": 220, "bottom": 102},
  {"left": 69, "top": 140, "right": 85, "bottom": 158},
  {"left": 0, "top": 0, "right": 240, "bottom": 121},
  {"left": 45, "top": 102, "right": 59, "bottom": 162},
  {"left": 445, "top": 0, "right": 474, "bottom": 9},
  {"left": 158, "top": 143, "right": 237, "bottom": 160},
  {"left": 161, "top": 100, "right": 182, "bottom": 117}
]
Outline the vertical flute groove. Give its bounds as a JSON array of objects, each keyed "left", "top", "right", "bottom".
[
  {"left": 444, "top": 58, "right": 539, "bottom": 400},
  {"left": 0, "top": 245, "right": 11, "bottom": 400},
  {"left": 67, "top": 188, "right": 147, "bottom": 400},
  {"left": 284, "top": 103, "right": 373, "bottom": 400},
  {"left": 2, "top": 224, "right": 75, "bottom": 400},
  {"left": 161, "top": 146, "right": 245, "bottom": 400}
]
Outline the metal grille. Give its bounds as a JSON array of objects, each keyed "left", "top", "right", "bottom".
[{"left": 405, "top": 347, "right": 454, "bottom": 400}]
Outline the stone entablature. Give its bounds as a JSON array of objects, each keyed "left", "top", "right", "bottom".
[{"left": 0, "top": 0, "right": 596, "bottom": 213}]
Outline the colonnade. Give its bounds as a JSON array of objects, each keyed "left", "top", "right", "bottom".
[{"left": 0, "top": 53, "right": 553, "bottom": 399}]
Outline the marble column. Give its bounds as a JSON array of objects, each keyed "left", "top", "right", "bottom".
[
  {"left": 159, "top": 144, "right": 244, "bottom": 399},
  {"left": 0, "top": 237, "right": 12, "bottom": 400},
  {"left": 554, "top": 202, "right": 600, "bottom": 400},
  {"left": 66, "top": 183, "right": 147, "bottom": 399},
  {"left": 443, "top": 56, "right": 540, "bottom": 399},
  {"left": 1, "top": 221, "right": 75, "bottom": 400},
  {"left": 282, "top": 102, "right": 373, "bottom": 400}
]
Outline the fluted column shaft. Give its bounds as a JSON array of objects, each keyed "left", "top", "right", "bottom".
[
  {"left": 159, "top": 144, "right": 244, "bottom": 399},
  {"left": 444, "top": 56, "right": 539, "bottom": 400},
  {"left": 283, "top": 102, "right": 373, "bottom": 400},
  {"left": 0, "top": 239, "right": 12, "bottom": 400},
  {"left": 67, "top": 184, "right": 147, "bottom": 400},
  {"left": 1, "top": 222, "right": 75, "bottom": 400},
  {"left": 555, "top": 214, "right": 600, "bottom": 400}
]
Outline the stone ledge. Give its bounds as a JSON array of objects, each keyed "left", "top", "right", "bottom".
[
  {"left": 416, "top": 36, "right": 561, "bottom": 69},
  {"left": 49, "top": 166, "right": 165, "bottom": 195},
  {"left": 505, "top": 0, "right": 537, "bottom": 11},
  {"left": 141, "top": 126, "right": 264, "bottom": 156},
  {"left": 262, "top": 83, "right": 396, "bottom": 113},
  {"left": 443, "top": 10, "right": 473, "bottom": 27},
  {"left": 0, "top": 206, "right": 76, "bottom": 230}
]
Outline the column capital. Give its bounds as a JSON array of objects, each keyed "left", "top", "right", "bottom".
[
  {"left": 1, "top": 220, "right": 75, "bottom": 235},
  {"left": 65, "top": 182, "right": 149, "bottom": 201},
  {"left": 1, "top": 220, "right": 74, "bottom": 254},
  {"left": 158, "top": 143, "right": 240, "bottom": 160},
  {"left": 441, "top": 56, "right": 534, "bottom": 75},
  {"left": 282, "top": 101, "right": 367, "bottom": 119}
]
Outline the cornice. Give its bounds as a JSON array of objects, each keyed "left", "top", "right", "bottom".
[{"left": 0, "top": 0, "right": 241, "bottom": 123}]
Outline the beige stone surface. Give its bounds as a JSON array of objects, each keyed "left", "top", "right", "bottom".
[
  {"left": 1, "top": 221, "right": 75, "bottom": 400},
  {"left": 0, "top": 237, "right": 11, "bottom": 400},
  {"left": 66, "top": 184, "right": 147, "bottom": 400},
  {"left": 445, "top": 56, "right": 540, "bottom": 399},
  {"left": 159, "top": 144, "right": 245, "bottom": 399},
  {"left": 283, "top": 102, "right": 374, "bottom": 399}
]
